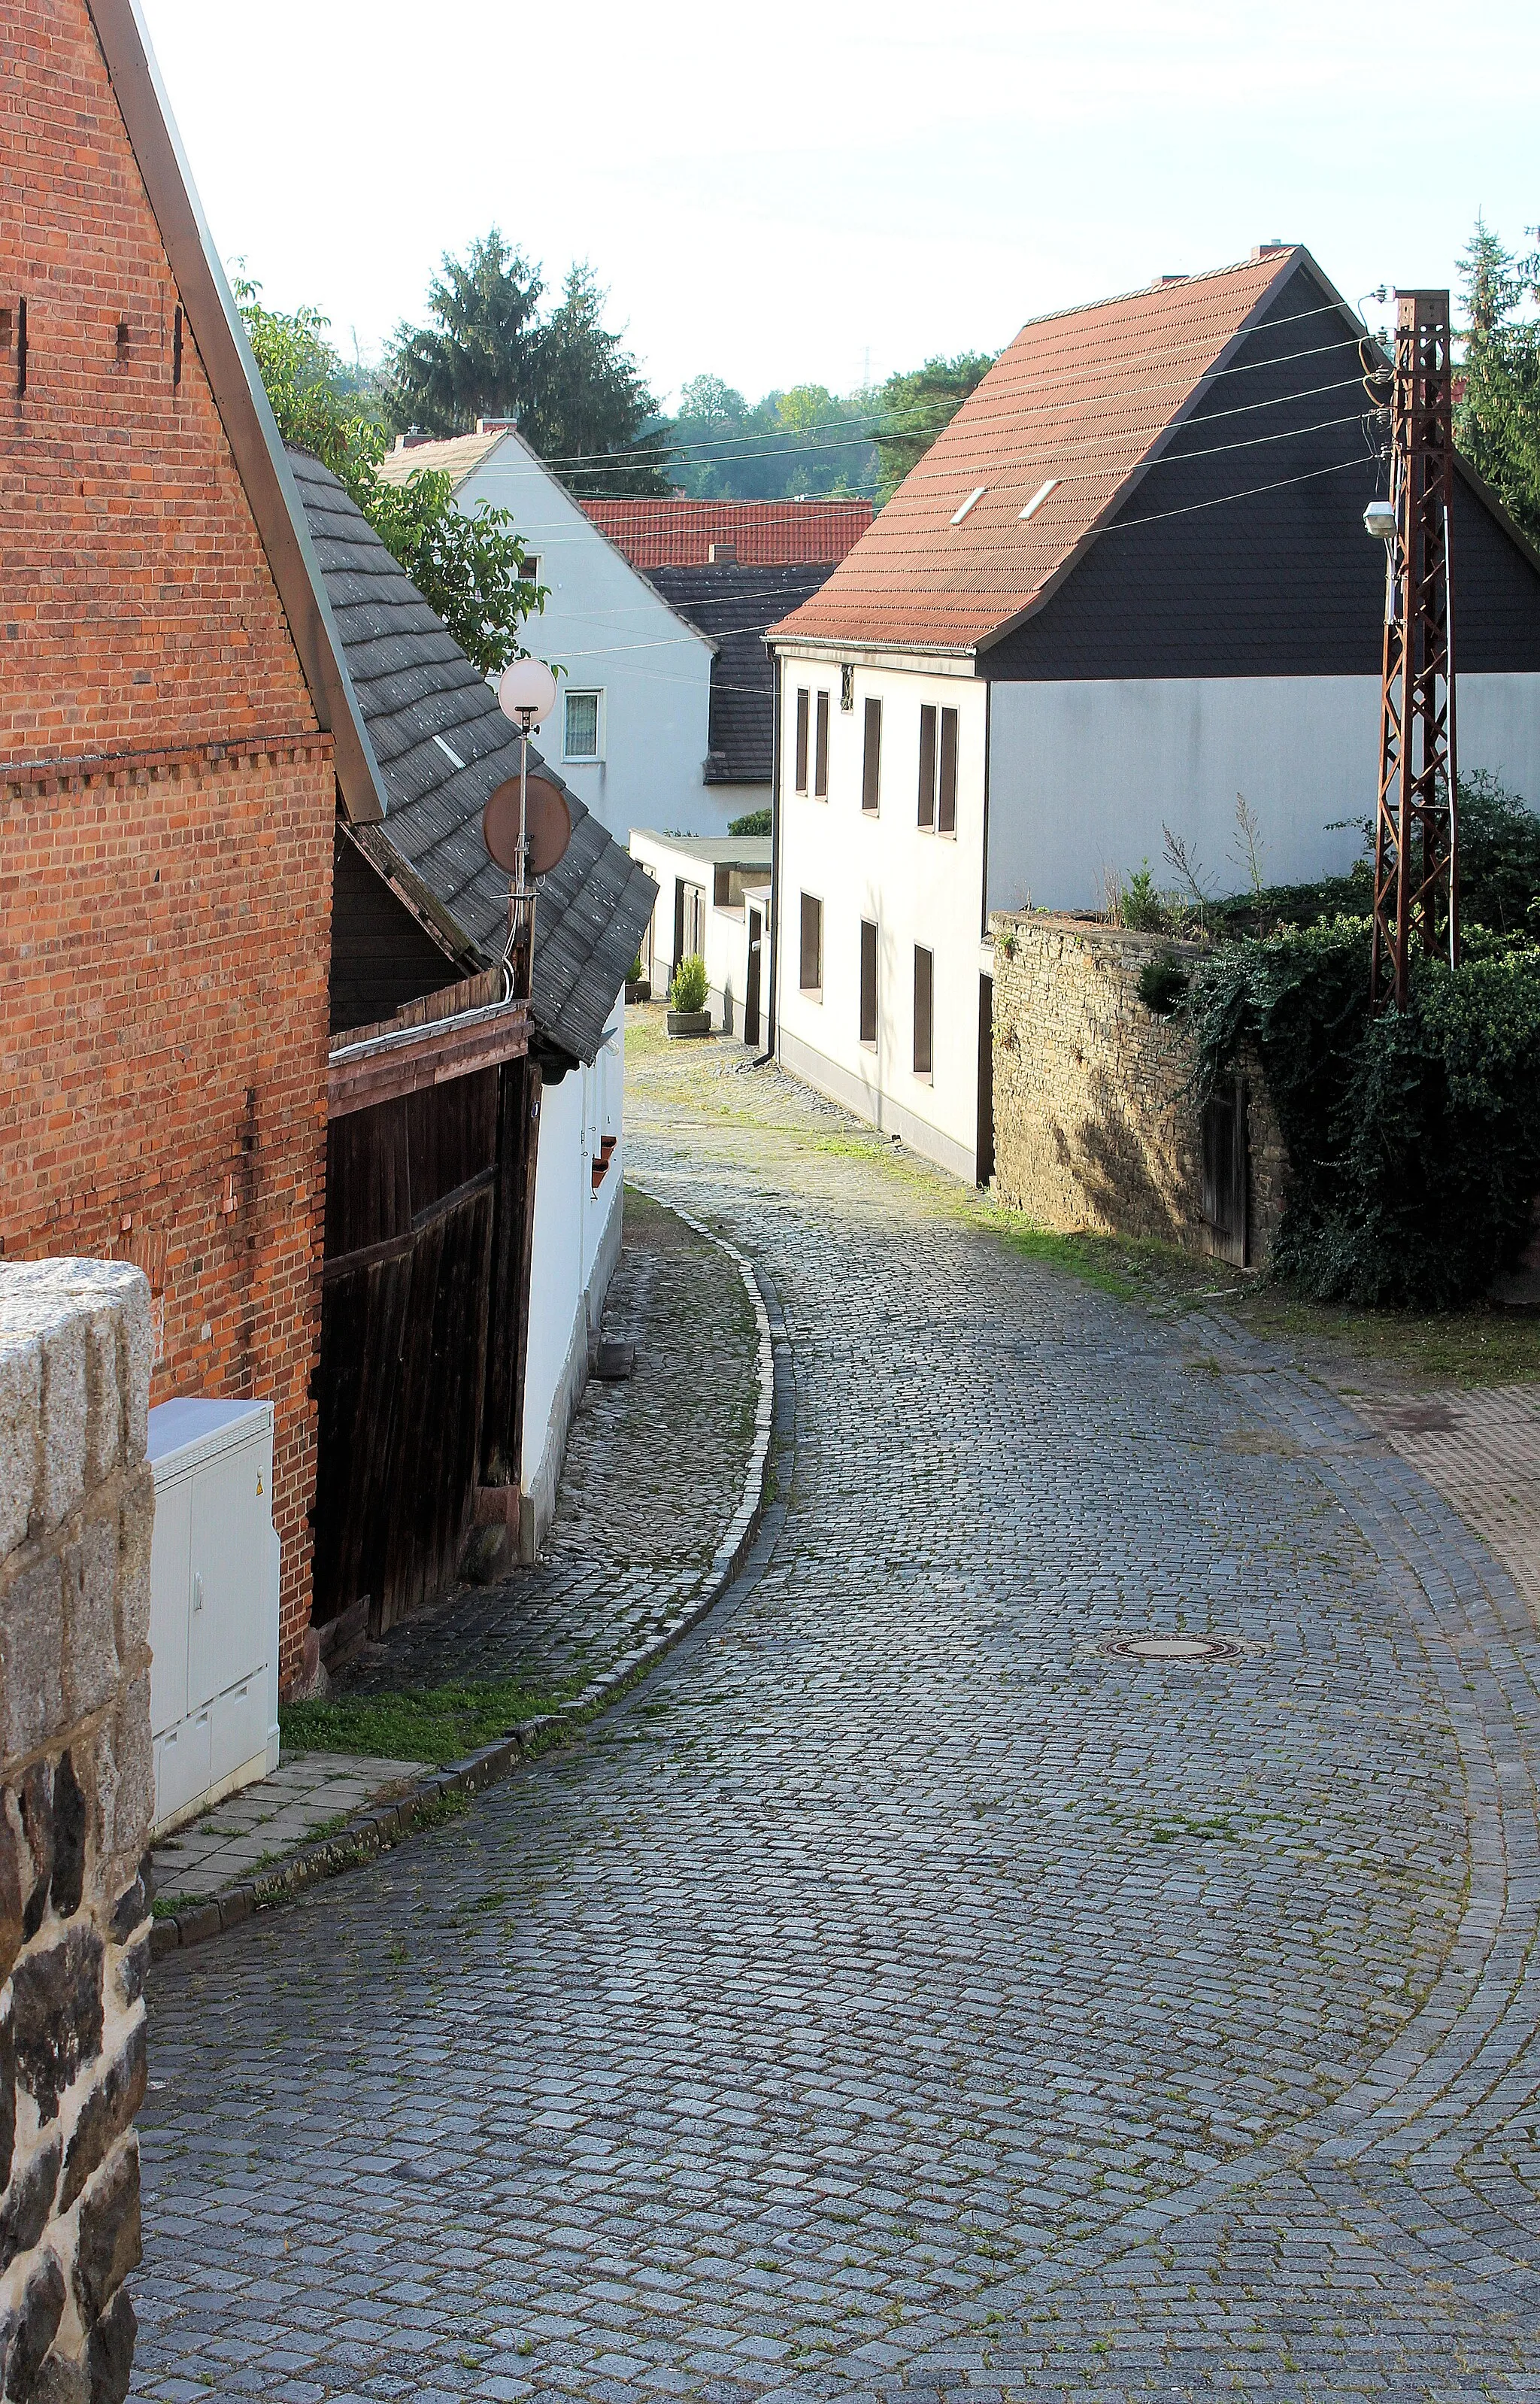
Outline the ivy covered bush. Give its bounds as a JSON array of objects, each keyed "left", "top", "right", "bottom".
[{"left": 1189, "top": 920, "right": 1540, "bottom": 1307}]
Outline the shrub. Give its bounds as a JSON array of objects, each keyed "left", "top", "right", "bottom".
[
  {"left": 1138, "top": 956, "right": 1190, "bottom": 1016},
  {"left": 670, "top": 954, "right": 708, "bottom": 1013},
  {"left": 1120, "top": 861, "right": 1165, "bottom": 932},
  {"left": 626, "top": 953, "right": 644, "bottom": 983},
  {"left": 728, "top": 807, "right": 772, "bottom": 837},
  {"left": 1187, "top": 918, "right": 1540, "bottom": 1307}
]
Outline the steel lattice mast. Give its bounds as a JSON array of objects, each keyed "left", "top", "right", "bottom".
[{"left": 1370, "top": 288, "right": 1460, "bottom": 1011}]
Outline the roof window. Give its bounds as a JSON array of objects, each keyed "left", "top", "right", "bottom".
[
  {"left": 950, "top": 487, "right": 987, "bottom": 526},
  {"left": 432, "top": 734, "right": 466, "bottom": 770},
  {"left": 1018, "top": 478, "right": 1061, "bottom": 524}
]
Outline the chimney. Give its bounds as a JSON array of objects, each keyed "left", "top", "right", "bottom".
[
  {"left": 708, "top": 542, "right": 737, "bottom": 565},
  {"left": 1250, "top": 241, "right": 1291, "bottom": 260}
]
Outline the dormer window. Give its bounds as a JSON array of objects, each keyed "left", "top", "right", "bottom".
[{"left": 950, "top": 487, "right": 987, "bottom": 526}]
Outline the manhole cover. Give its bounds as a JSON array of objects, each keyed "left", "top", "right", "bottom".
[{"left": 1102, "top": 1635, "right": 1242, "bottom": 1662}]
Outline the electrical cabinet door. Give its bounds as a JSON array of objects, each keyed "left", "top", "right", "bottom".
[
  {"left": 188, "top": 1437, "right": 268, "bottom": 1716},
  {"left": 148, "top": 1472, "right": 192, "bottom": 1737}
]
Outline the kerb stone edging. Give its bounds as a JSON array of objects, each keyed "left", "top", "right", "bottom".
[{"left": 150, "top": 1192, "right": 777, "bottom": 1957}]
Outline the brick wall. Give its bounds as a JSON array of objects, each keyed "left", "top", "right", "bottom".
[
  {"left": 990, "top": 913, "right": 1288, "bottom": 1265},
  {"left": 0, "top": 1260, "right": 156, "bottom": 2402},
  {"left": 2, "top": 0, "right": 336, "bottom": 1689}
]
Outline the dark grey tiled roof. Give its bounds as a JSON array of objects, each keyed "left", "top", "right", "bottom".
[
  {"left": 645, "top": 563, "right": 837, "bottom": 783},
  {"left": 289, "top": 448, "right": 657, "bottom": 1066}
]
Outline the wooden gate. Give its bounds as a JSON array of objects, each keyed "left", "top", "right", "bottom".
[
  {"left": 744, "top": 907, "right": 762, "bottom": 1047},
  {"left": 1202, "top": 1077, "right": 1249, "bottom": 1267},
  {"left": 314, "top": 1069, "right": 502, "bottom": 1637}
]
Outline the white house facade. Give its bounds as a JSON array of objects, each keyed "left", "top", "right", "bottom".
[
  {"left": 380, "top": 428, "right": 717, "bottom": 843},
  {"left": 770, "top": 247, "right": 1540, "bottom": 1188},
  {"left": 520, "top": 991, "right": 626, "bottom": 1555},
  {"left": 773, "top": 657, "right": 990, "bottom": 1180}
]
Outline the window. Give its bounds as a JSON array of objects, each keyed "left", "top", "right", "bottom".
[
  {"left": 794, "top": 688, "right": 810, "bottom": 793},
  {"left": 917, "top": 703, "right": 936, "bottom": 828},
  {"left": 861, "top": 697, "right": 881, "bottom": 813},
  {"left": 799, "top": 893, "right": 823, "bottom": 997},
  {"left": 914, "top": 946, "right": 933, "bottom": 1079},
  {"left": 938, "top": 706, "right": 959, "bottom": 835},
  {"left": 814, "top": 691, "right": 830, "bottom": 799},
  {"left": 563, "top": 689, "right": 601, "bottom": 761},
  {"left": 859, "top": 919, "right": 878, "bottom": 1048},
  {"left": 521, "top": 553, "right": 541, "bottom": 584}
]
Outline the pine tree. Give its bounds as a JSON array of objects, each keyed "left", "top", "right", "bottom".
[{"left": 1456, "top": 216, "right": 1540, "bottom": 542}]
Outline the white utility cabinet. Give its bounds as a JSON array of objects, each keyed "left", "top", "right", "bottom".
[{"left": 147, "top": 1398, "right": 280, "bottom": 1838}]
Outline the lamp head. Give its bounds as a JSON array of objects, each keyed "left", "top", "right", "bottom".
[
  {"left": 496, "top": 656, "right": 558, "bottom": 727},
  {"left": 1363, "top": 497, "right": 1397, "bottom": 542}
]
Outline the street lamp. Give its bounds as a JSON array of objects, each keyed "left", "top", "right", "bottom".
[{"left": 493, "top": 657, "right": 558, "bottom": 1000}]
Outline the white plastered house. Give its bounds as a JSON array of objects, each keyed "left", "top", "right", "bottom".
[{"left": 768, "top": 246, "right": 1540, "bottom": 1186}]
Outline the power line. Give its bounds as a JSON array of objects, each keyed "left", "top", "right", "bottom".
[{"left": 509, "top": 303, "right": 1371, "bottom": 476}]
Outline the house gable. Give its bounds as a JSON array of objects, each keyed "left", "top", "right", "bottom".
[{"left": 983, "top": 257, "right": 1540, "bottom": 682}]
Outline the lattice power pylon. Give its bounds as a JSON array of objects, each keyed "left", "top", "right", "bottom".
[{"left": 1370, "top": 287, "right": 1460, "bottom": 1011}]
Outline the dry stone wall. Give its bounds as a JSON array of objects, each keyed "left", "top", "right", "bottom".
[
  {"left": 0, "top": 1263, "right": 154, "bottom": 2403},
  {"left": 989, "top": 913, "right": 1288, "bottom": 1264}
]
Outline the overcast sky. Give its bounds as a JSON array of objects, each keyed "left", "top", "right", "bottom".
[{"left": 139, "top": 0, "right": 1539, "bottom": 408}]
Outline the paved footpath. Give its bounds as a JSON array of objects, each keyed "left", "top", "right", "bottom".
[{"left": 133, "top": 1037, "right": 1540, "bottom": 2401}]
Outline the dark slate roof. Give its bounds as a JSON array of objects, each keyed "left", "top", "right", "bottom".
[
  {"left": 645, "top": 563, "right": 838, "bottom": 784},
  {"left": 288, "top": 449, "right": 656, "bottom": 1066}
]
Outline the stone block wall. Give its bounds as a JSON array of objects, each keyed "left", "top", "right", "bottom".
[
  {"left": 0, "top": 1262, "right": 155, "bottom": 2402},
  {"left": 989, "top": 912, "right": 1288, "bottom": 1265}
]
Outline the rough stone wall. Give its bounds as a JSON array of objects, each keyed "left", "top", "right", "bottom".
[
  {"left": 990, "top": 912, "right": 1288, "bottom": 1265},
  {"left": 2, "top": 0, "right": 336, "bottom": 1690},
  {"left": 0, "top": 1261, "right": 155, "bottom": 2402}
]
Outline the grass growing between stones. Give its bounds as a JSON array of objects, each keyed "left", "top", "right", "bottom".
[{"left": 280, "top": 1676, "right": 586, "bottom": 1765}]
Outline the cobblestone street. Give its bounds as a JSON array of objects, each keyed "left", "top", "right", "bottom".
[{"left": 132, "top": 1024, "right": 1540, "bottom": 2401}]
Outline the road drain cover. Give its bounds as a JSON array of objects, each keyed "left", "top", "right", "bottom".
[{"left": 1102, "top": 1635, "right": 1242, "bottom": 1662}]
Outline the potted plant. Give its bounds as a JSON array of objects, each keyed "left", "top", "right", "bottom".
[
  {"left": 666, "top": 953, "right": 711, "bottom": 1037},
  {"left": 624, "top": 952, "right": 650, "bottom": 1006}
]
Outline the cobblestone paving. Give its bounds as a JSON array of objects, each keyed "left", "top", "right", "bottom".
[
  {"left": 340, "top": 1185, "right": 760, "bottom": 1697},
  {"left": 133, "top": 1024, "right": 1540, "bottom": 2399},
  {"left": 1354, "top": 1384, "right": 1540, "bottom": 1633}
]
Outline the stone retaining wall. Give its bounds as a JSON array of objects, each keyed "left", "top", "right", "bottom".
[
  {"left": 0, "top": 1263, "right": 155, "bottom": 2402},
  {"left": 989, "top": 912, "right": 1288, "bottom": 1265}
]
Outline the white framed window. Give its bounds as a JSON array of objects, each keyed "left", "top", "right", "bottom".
[{"left": 563, "top": 689, "right": 602, "bottom": 762}]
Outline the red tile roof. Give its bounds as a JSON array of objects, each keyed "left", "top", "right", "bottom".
[
  {"left": 578, "top": 496, "right": 873, "bottom": 570},
  {"left": 770, "top": 250, "right": 1309, "bottom": 654}
]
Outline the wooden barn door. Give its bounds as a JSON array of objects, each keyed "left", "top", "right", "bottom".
[
  {"left": 314, "top": 1069, "right": 500, "bottom": 1638},
  {"left": 1202, "top": 1078, "right": 1249, "bottom": 1267}
]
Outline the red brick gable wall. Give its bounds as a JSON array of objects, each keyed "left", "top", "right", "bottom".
[
  {"left": 2, "top": 0, "right": 334, "bottom": 1691},
  {"left": 2, "top": 2, "right": 322, "bottom": 757}
]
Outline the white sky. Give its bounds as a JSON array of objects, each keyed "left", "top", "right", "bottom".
[{"left": 140, "top": 0, "right": 1540, "bottom": 408}]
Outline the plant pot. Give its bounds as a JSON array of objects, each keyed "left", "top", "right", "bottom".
[
  {"left": 625, "top": 979, "right": 651, "bottom": 1005},
  {"left": 666, "top": 1008, "right": 712, "bottom": 1039}
]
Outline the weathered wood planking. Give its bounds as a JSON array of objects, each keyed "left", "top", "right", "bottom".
[{"left": 314, "top": 1067, "right": 507, "bottom": 1637}]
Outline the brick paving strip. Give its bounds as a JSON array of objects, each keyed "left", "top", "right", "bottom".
[
  {"left": 132, "top": 1024, "right": 1540, "bottom": 2400},
  {"left": 147, "top": 1189, "right": 775, "bottom": 1956}
]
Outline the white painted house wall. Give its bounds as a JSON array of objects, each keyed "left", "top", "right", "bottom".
[
  {"left": 629, "top": 832, "right": 773, "bottom": 1038},
  {"left": 986, "top": 673, "right": 1540, "bottom": 915},
  {"left": 775, "top": 653, "right": 989, "bottom": 1182},
  {"left": 520, "top": 991, "right": 626, "bottom": 1556},
  {"left": 442, "top": 433, "right": 724, "bottom": 843}
]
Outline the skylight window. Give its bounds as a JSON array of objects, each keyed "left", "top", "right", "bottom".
[
  {"left": 432, "top": 734, "right": 466, "bottom": 770},
  {"left": 950, "top": 487, "right": 987, "bottom": 526},
  {"left": 1018, "top": 478, "right": 1061, "bottom": 524}
]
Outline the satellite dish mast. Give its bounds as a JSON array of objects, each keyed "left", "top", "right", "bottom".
[{"left": 493, "top": 657, "right": 559, "bottom": 999}]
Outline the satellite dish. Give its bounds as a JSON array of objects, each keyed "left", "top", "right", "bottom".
[{"left": 482, "top": 774, "right": 573, "bottom": 878}]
